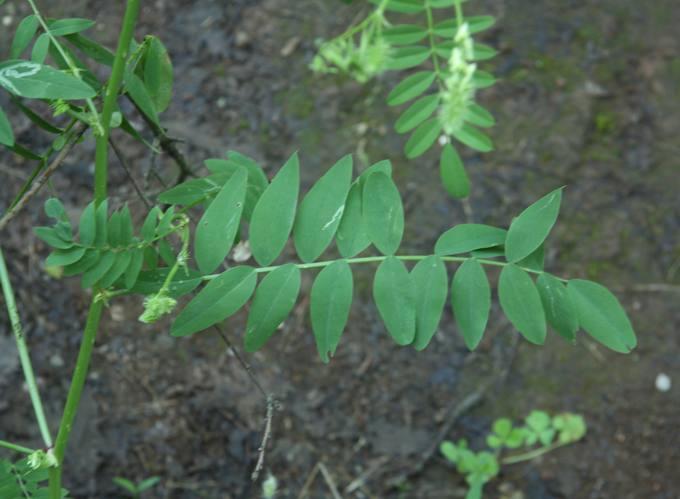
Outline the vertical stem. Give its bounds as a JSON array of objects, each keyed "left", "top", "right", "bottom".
[
  {"left": 48, "top": 2, "right": 141, "bottom": 497},
  {"left": 454, "top": 0, "right": 464, "bottom": 26},
  {"left": 0, "top": 248, "right": 53, "bottom": 448},
  {"left": 424, "top": 1, "right": 441, "bottom": 74},
  {"left": 94, "top": 0, "right": 141, "bottom": 202}
]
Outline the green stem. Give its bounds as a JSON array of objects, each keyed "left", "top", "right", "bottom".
[
  {"left": 47, "top": 300, "right": 104, "bottom": 498},
  {"left": 0, "top": 248, "right": 53, "bottom": 448},
  {"left": 424, "top": 1, "right": 441, "bottom": 75},
  {"left": 0, "top": 440, "right": 36, "bottom": 456},
  {"left": 25, "top": 0, "right": 103, "bottom": 134},
  {"left": 501, "top": 442, "right": 567, "bottom": 465},
  {"left": 454, "top": 0, "right": 464, "bottom": 26},
  {"left": 94, "top": 0, "right": 141, "bottom": 202},
  {"left": 202, "top": 254, "right": 564, "bottom": 282},
  {"left": 48, "top": 2, "right": 141, "bottom": 497}
]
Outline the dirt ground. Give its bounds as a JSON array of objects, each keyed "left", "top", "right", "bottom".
[{"left": 1, "top": 0, "right": 679, "bottom": 498}]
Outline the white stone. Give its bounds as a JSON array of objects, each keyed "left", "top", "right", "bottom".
[{"left": 655, "top": 373, "right": 671, "bottom": 392}]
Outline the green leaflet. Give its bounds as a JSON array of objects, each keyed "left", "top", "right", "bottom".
[
  {"left": 171, "top": 266, "right": 257, "bottom": 337},
  {"left": 498, "top": 264, "right": 546, "bottom": 345},
  {"left": 0, "top": 107, "right": 14, "bottom": 146},
  {"left": 363, "top": 172, "right": 404, "bottom": 255},
  {"left": 10, "top": 15, "right": 39, "bottom": 58},
  {"left": 124, "top": 249, "right": 144, "bottom": 289},
  {"left": 31, "top": 35, "right": 49, "bottom": 63},
  {"left": 94, "top": 200, "right": 108, "bottom": 247},
  {"left": 245, "top": 264, "right": 301, "bottom": 352},
  {"left": 335, "top": 182, "right": 370, "bottom": 258},
  {"left": 33, "top": 227, "right": 73, "bottom": 249},
  {"left": 78, "top": 201, "right": 96, "bottom": 246},
  {"left": 140, "top": 207, "right": 160, "bottom": 242},
  {"left": 157, "top": 175, "right": 224, "bottom": 206},
  {"left": 63, "top": 249, "right": 99, "bottom": 276},
  {"left": 451, "top": 259, "right": 490, "bottom": 350},
  {"left": 125, "top": 71, "right": 159, "bottom": 126},
  {"left": 249, "top": 153, "right": 300, "bottom": 266},
  {"left": 81, "top": 250, "right": 116, "bottom": 288},
  {"left": 293, "top": 155, "right": 353, "bottom": 262},
  {"left": 143, "top": 37, "right": 173, "bottom": 113},
  {"left": 505, "top": 188, "right": 563, "bottom": 263},
  {"left": 369, "top": 0, "right": 424, "bottom": 13},
  {"left": 567, "top": 279, "right": 636, "bottom": 353},
  {"left": 373, "top": 257, "right": 416, "bottom": 345},
  {"left": 386, "top": 45, "right": 431, "bottom": 70},
  {"left": 47, "top": 18, "right": 95, "bottom": 36},
  {"left": 452, "top": 123, "right": 493, "bottom": 152},
  {"left": 310, "top": 260, "right": 353, "bottom": 363},
  {"left": 440, "top": 143, "right": 470, "bottom": 199},
  {"left": 128, "top": 268, "right": 203, "bottom": 298},
  {"left": 194, "top": 168, "right": 247, "bottom": 274},
  {"left": 99, "top": 251, "right": 132, "bottom": 288},
  {"left": 0, "top": 60, "right": 95, "bottom": 100},
  {"left": 435, "top": 224, "right": 507, "bottom": 256},
  {"left": 465, "top": 103, "right": 496, "bottom": 128},
  {"left": 387, "top": 71, "right": 436, "bottom": 106},
  {"left": 395, "top": 94, "right": 439, "bottom": 134},
  {"left": 405, "top": 118, "right": 442, "bottom": 159},
  {"left": 45, "top": 246, "right": 86, "bottom": 267},
  {"left": 536, "top": 273, "right": 578, "bottom": 342},
  {"left": 383, "top": 24, "right": 428, "bottom": 45},
  {"left": 411, "top": 256, "right": 448, "bottom": 351}
]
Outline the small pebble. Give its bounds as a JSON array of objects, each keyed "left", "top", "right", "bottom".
[
  {"left": 2, "top": 15, "right": 13, "bottom": 27},
  {"left": 655, "top": 373, "right": 671, "bottom": 392}
]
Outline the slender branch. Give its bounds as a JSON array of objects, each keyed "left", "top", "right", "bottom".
[
  {"left": 0, "top": 247, "right": 53, "bottom": 448},
  {"left": 453, "top": 0, "right": 464, "bottom": 26},
  {"left": 214, "top": 325, "right": 269, "bottom": 400},
  {"left": 200, "top": 255, "right": 564, "bottom": 282},
  {"left": 25, "top": 0, "right": 103, "bottom": 134},
  {"left": 128, "top": 97, "right": 197, "bottom": 182},
  {"left": 0, "top": 122, "right": 87, "bottom": 233},
  {"left": 250, "top": 395, "right": 275, "bottom": 482},
  {"left": 110, "top": 138, "right": 152, "bottom": 209},
  {"left": 424, "top": 1, "right": 441, "bottom": 75},
  {"left": 501, "top": 441, "right": 568, "bottom": 465},
  {"left": 0, "top": 440, "right": 36, "bottom": 455}
]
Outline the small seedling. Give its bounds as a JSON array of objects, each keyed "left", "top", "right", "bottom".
[
  {"left": 440, "top": 411, "right": 587, "bottom": 499},
  {"left": 112, "top": 475, "right": 160, "bottom": 498}
]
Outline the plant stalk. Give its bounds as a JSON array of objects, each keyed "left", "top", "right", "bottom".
[
  {"left": 0, "top": 440, "right": 36, "bottom": 455},
  {"left": 48, "top": 1, "right": 141, "bottom": 497},
  {"left": 94, "top": 0, "right": 141, "bottom": 202},
  {"left": 501, "top": 442, "right": 568, "bottom": 465},
  {"left": 0, "top": 247, "right": 53, "bottom": 448},
  {"left": 200, "top": 254, "right": 563, "bottom": 282}
]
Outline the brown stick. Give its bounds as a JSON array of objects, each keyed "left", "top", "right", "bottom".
[{"left": 0, "top": 121, "right": 88, "bottom": 232}]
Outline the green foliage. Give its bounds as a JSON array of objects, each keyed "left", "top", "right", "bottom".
[
  {"left": 312, "top": 0, "right": 499, "bottom": 198},
  {"left": 113, "top": 475, "right": 160, "bottom": 498},
  {"left": 441, "top": 410, "right": 587, "bottom": 498},
  {"left": 32, "top": 152, "right": 638, "bottom": 361},
  {"left": 0, "top": 457, "right": 67, "bottom": 498}
]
